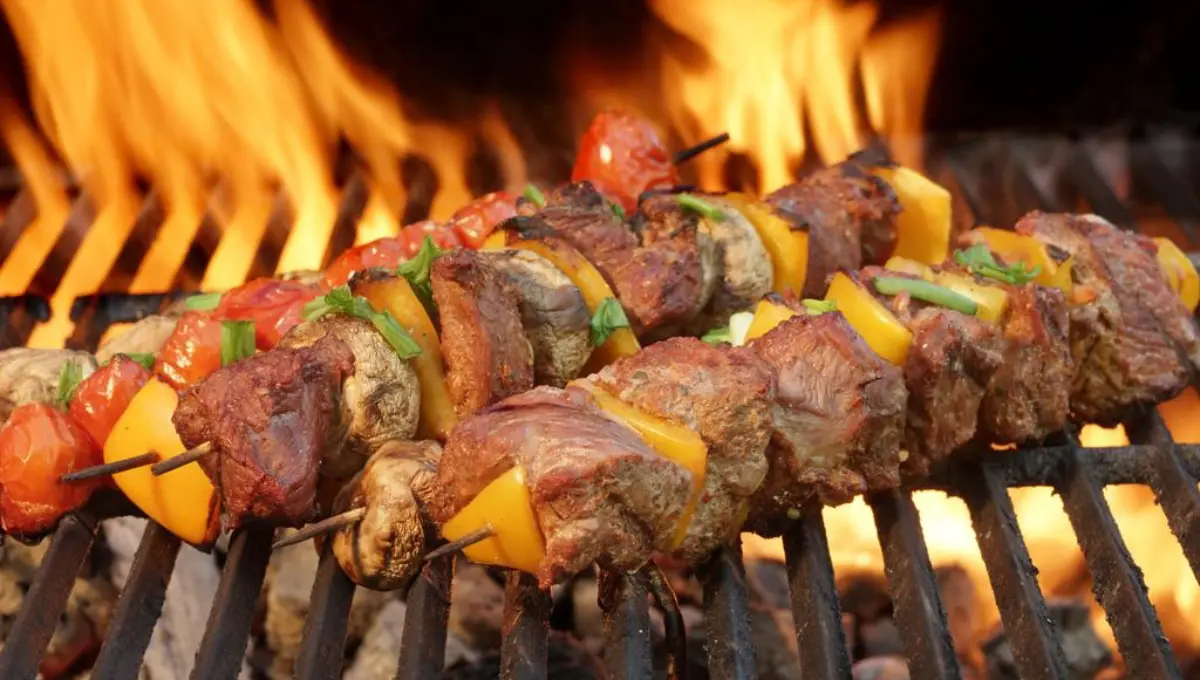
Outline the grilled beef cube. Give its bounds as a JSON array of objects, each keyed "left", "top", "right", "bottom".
[
  {"left": 1017, "top": 212, "right": 1199, "bottom": 424},
  {"left": 583, "top": 337, "right": 776, "bottom": 562},
  {"left": 430, "top": 387, "right": 692, "bottom": 587},
  {"left": 331, "top": 440, "right": 440, "bottom": 591},
  {"left": 431, "top": 249, "right": 535, "bottom": 416},
  {"left": 174, "top": 336, "right": 354, "bottom": 530},
  {"left": 767, "top": 160, "right": 901, "bottom": 297},
  {"left": 745, "top": 312, "right": 907, "bottom": 536},
  {"left": 0, "top": 349, "right": 95, "bottom": 422},
  {"left": 978, "top": 282, "right": 1072, "bottom": 443},
  {"left": 517, "top": 181, "right": 637, "bottom": 262},
  {"left": 599, "top": 194, "right": 717, "bottom": 339},
  {"left": 279, "top": 315, "right": 422, "bottom": 481},
  {"left": 482, "top": 249, "right": 592, "bottom": 387}
]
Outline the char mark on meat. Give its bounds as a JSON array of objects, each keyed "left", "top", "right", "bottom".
[
  {"left": 431, "top": 248, "right": 535, "bottom": 416},
  {"left": 745, "top": 310, "right": 907, "bottom": 536},
  {"left": 767, "top": 160, "right": 900, "bottom": 297},
  {"left": 173, "top": 336, "right": 355, "bottom": 530},
  {"left": 516, "top": 181, "right": 637, "bottom": 262},
  {"left": 584, "top": 336, "right": 776, "bottom": 562},
  {"left": 1016, "top": 212, "right": 1197, "bottom": 424},
  {"left": 432, "top": 386, "right": 692, "bottom": 587}
]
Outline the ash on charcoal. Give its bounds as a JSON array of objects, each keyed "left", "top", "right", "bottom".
[
  {"left": 853, "top": 656, "right": 909, "bottom": 680},
  {"left": 679, "top": 605, "right": 801, "bottom": 680},
  {"left": 345, "top": 599, "right": 475, "bottom": 680},
  {"left": 448, "top": 562, "right": 506, "bottom": 651},
  {"left": 982, "top": 597, "right": 1112, "bottom": 679}
]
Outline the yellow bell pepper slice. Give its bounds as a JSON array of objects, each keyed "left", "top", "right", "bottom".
[
  {"left": 1154, "top": 237, "right": 1199, "bottom": 313},
  {"left": 574, "top": 382, "right": 708, "bottom": 549},
  {"left": 105, "top": 378, "right": 217, "bottom": 546},
  {"left": 824, "top": 272, "right": 913, "bottom": 366},
  {"left": 933, "top": 272, "right": 1009, "bottom": 324},
  {"left": 884, "top": 256, "right": 934, "bottom": 280},
  {"left": 500, "top": 236, "right": 641, "bottom": 371},
  {"left": 481, "top": 231, "right": 508, "bottom": 251},
  {"left": 352, "top": 273, "right": 457, "bottom": 441},
  {"left": 721, "top": 193, "right": 809, "bottom": 295},
  {"left": 744, "top": 299, "right": 799, "bottom": 342},
  {"left": 963, "top": 227, "right": 1070, "bottom": 291},
  {"left": 442, "top": 464, "right": 545, "bottom": 574},
  {"left": 871, "top": 166, "right": 952, "bottom": 265}
]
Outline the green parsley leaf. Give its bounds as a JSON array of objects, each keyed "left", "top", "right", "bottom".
[
  {"left": 185, "top": 291, "right": 223, "bottom": 311},
  {"left": 676, "top": 194, "right": 725, "bottom": 222},
  {"left": 590, "top": 297, "right": 631, "bottom": 348},
  {"left": 952, "top": 243, "right": 1040, "bottom": 286},
  {"left": 523, "top": 183, "right": 546, "bottom": 208},
  {"left": 396, "top": 236, "right": 444, "bottom": 314},
  {"left": 55, "top": 361, "right": 85, "bottom": 409},
  {"left": 611, "top": 203, "right": 626, "bottom": 220},
  {"left": 303, "top": 285, "right": 423, "bottom": 359},
  {"left": 220, "top": 320, "right": 257, "bottom": 367},
  {"left": 118, "top": 353, "right": 156, "bottom": 371},
  {"left": 802, "top": 299, "right": 837, "bottom": 314},
  {"left": 701, "top": 326, "right": 732, "bottom": 345}
]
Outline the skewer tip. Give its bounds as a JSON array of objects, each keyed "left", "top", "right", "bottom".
[
  {"left": 423, "top": 526, "right": 495, "bottom": 562},
  {"left": 60, "top": 452, "right": 161, "bottom": 483},
  {"left": 150, "top": 441, "right": 214, "bottom": 476},
  {"left": 270, "top": 507, "right": 368, "bottom": 550},
  {"left": 673, "top": 132, "right": 731, "bottom": 165}
]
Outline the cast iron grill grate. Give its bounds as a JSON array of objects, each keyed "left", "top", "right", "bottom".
[{"left": 0, "top": 132, "right": 1197, "bottom": 680}]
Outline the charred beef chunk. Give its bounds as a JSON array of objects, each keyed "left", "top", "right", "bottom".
[
  {"left": 693, "top": 196, "right": 775, "bottom": 327},
  {"left": 174, "top": 336, "right": 354, "bottom": 530},
  {"left": 431, "top": 387, "right": 692, "bottom": 587},
  {"left": 331, "top": 439, "right": 440, "bottom": 591},
  {"left": 767, "top": 161, "right": 900, "bottom": 297},
  {"left": 517, "top": 181, "right": 637, "bottom": 262},
  {"left": 431, "top": 248, "right": 535, "bottom": 416},
  {"left": 1017, "top": 212, "right": 1199, "bottom": 423},
  {"left": 597, "top": 194, "right": 717, "bottom": 339},
  {"left": 482, "top": 249, "right": 592, "bottom": 387},
  {"left": 279, "top": 315, "right": 421, "bottom": 481},
  {"left": 583, "top": 337, "right": 776, "bottom": 562},
  {"left": 0, "top": 349, "right": 96, "bottom": 422},
  {"left": 745, "top": 311, "right": 907, "bottom": 536}
]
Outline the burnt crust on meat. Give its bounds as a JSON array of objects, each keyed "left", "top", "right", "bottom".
[
  {"left": 431, "top": 386, "right": 692, "bottom": 587},
  {"left": 0, "top": 349, "right": 96, "bottom": 422},
  {"left": 431, "top": 248, "right": 535, "bottom": 416},
  {"left": 173, "top": 336, "right": 355, "bottom": 530},
  {"left": 482, "top": 249, "right": 592, "bottom": 387},
  {"left": 516, "top": 181, "right": 637, "bottom": 262},
  {"left": 767, "top": 160, "right": 901, "bottom": 297},
  {"left": 745, "top": 311, "right": 907, "bottom": 536},
  {"left": 330, "top": 439, "right": 441, "bottom": 591},
  {"left": 280, "top": 315, "right": 421, "bottom": 481},
  {"left": 1016, "top": 212, "right": 1197, "bottom": 424},
  {"left": 585, "top": 337, "right": 776, "bottom": 562}
]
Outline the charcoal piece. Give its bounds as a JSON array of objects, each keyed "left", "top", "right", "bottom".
[
  {"left": 440, "top": 632, "right": 598, "bottom": 680},
  {"left": 745, "top": 558, "right": 791, "bottom": 610},
  {"left": 679, "top": 605, "right": 801, "bottom": 680},
  {"left": 936, "top": 565, "right": 985, "bottom": 669},
  {"left": 838, "top": 571, "right": 893, "bottom": 623},
  {"left": 852, "top": 656, "right": 910, "bottom": 680},
  {"left": 448, "top": 562, "right": 505, "bottom": 652},
  {"left": 860, "top": 618, "right": 904, "bottom": 658},
  {"left": 982, "top": 598, "right": 1113, "bottom": 679}
]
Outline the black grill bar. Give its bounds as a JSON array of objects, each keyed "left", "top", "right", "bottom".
[
  {"left": 783, "top": 503, "right": 853, "bottom": 679},
  {"left": 0, "top": 513, "right": 99, "bottom": 680},
  {"left": 599, "top": 569, "right": 654, "bottom": 680},
  {"left": 1067, "top": 143, "right": 1136, "bottom": 229},
  {"left": 394, "top": 555, "right": 454, "bottom": 680},
  {"left": 700, "top": 543, "right": 755, "bottom": 680},
  {"left": 294, "top": 547, "right": 357, "bottom": 680},
  {"left": 869, "top": 489, "right": 961, "bottom": 678},
  {"left": 959, "top": 461, "right": 1071, "bottom": 679},
  {"left": 500, "top": 571, "right": 550, "bottom": 680},
  {"left": 0, "top": 294, "right": 49, "bottom": 347},
  {"left": 90, "top": 522, "right": 182, "bottom": 680},
  {"left": 646, "top": 563, "right": 687, "bottom": 679},
  {"left": 1129, "top": 412, "right": 1200, "bottom": 577},
  {"left": 1131, "top": 137, "right": 1200, "bottom": 245},
  {"left": 190, "top": 526, "right": 273, "bottom": 680}
]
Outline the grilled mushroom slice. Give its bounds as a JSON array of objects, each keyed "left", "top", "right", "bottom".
[
  {"left": 96, "top": 314, "right": 178, "bottom": 364},
  {"left": 0, "top": 349, "right": 96, "bottom": 421}
]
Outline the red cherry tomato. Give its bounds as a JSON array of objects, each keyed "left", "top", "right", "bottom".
[
  {"left": 451, "top": 192, "right": 519, "bottom": 249},
  {"left": 216, "top": 278, "right": 324, "bottom": 349},
  {"left": 571, "top": 109, "right": 680, "bottom": 214},
  {"left": 155, "top": 312, "right": 225, "bottom": 391},
  {"left": 324, "top": 236, "right": 408, "bottom": 287},
  {"left": 69, "top": 355, "right": 152, "bottom": 448},
  {"left": 0, "top": 403, "right": 102, "bottom": 535},
  {"left": 402, "top": 220, "right": 460, "bottom": 256}
]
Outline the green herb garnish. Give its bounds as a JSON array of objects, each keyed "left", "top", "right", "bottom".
[
  {"left": 220, "top": 320, "right": 257, "bottom": 367},
  {"left": 953, "top": 243, "right": 1040, "bottom": 286},
  {"left": 523, "top": 183, "right": 546, "bottom": 208},
  {"left": 872, "top": 276, "right": 978, "bottom": 316},
  {"left": 802, "top": 299, "right": 837, "bottom": 314},
  {"left": 185, "top": 291, "right": 223, "bottom": 311},
  {"left": 303, "top": 286, "right": 422, "bottom": 359},
  {"left": 396, "top": 236, "right": 444, "bottom": 314},
  {"left": 701, "top": 326, "right": 732, "bottom": 345},
  {"left": 55, "top": 361, "right": 85, "bottom": 409},
  {"left": 590, "top": 297, "right": 631, "bottom": 347},
  {"left": 676, "top": 194, "right": 725, "bottom": 222},
  {"left": 119, "top": 353, "right": 156, "bottom": 371},
  {"left": 611, "top": 203, "right": 626, "bottom": 220}
]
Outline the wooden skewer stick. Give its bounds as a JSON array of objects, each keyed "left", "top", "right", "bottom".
[
  {"left": 673, "top": 132, "right": 731, "bottom": 165},
  {"left": 150, "top": 441, "right": 214, "bottom": 476},
  {"left": 423, "top": 525, "right": 495, "bottom": 562},
  {"left": 60, "top": 452, "right": 161, "bottom": 483},
  {"left": 271, "top": 507, "right": 368, "bottom": 550}
]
